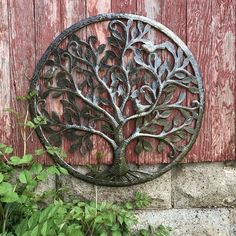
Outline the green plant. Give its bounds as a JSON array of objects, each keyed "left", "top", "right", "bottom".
[
  {"left": 124, "top": 192, "right": 152, "bottom": 210},
  {"left": 137, "top": 225, "right": 172, "bottom": 236},
  {"left": 0, "top": 97, "right": 171, "bottom": 235},
  {"left": 0, "top": 142, "right": 172, "bottom": 236},
  {"left": 14, "top": 200, "right": 133, "bottom": 235},
  {"left": 0, "top": 143, "right": 68, "bottom": 235}
]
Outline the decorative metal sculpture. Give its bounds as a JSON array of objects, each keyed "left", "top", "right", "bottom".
[{"left": 30, "top": 13, "right": 204, "bottom": 186}]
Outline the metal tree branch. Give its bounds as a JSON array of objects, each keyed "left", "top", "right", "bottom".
[
  {"left": 45, "top": 87, "right": 118, "bottom": 127},
  {"left": 62, "top": 124, "right": 117, "bottom": 149},
  {"left": 67, "top": 42, "right": 123, "bottom": 122}
]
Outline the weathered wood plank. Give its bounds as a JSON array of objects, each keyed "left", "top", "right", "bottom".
[
  {"left": 34, "top": 0, "right": 62, "bottom": 163},
  {"left": 186, "top": 0, "right": 213, "bottom": 162},
  {"left": 112, "top": 0, "right": 137, "bottom": 13},
  {"left": 8, "top": 0, "right": 39, "bottom": 156},
  {"left": 0, "top": 0, "right": 11, "bottom": 145},
  {"left": 60, "top": 0, "right": 86, "bottom": 29},
  {"left": 35, "top": 0, "right": 62, "bottom": 60},
  {"left": 162, "top": 0, "right": 187, "bottom": 41},
  {"left": 210, "top": 0, "right": 235, "bottom": 161}
]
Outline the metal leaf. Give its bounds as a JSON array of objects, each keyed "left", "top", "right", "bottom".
[
  {"left": 99, "top": 50, "right": 117, "bottom": 68},
  {"left": 184, "top": 127, "right": 195, "bottom": 134},
  {"left": 64, "top": 111, "right": 73, "bottom": 124},
  {"left": 117, "top": 85, "right": 125, "bottom": 97},
  {"left": 164, "top": 92, "right": 173, "bottom": 104},
  {"left": 52, "top": 92, "right": 63, "bottom": 98},
  {"left": 126, "top": 19, "right": 133, "bottom": 28},
  {"left": 173, "top": 116, "right": 181, "bottom": 126},
  {"left": 49, "top": 133, "right": 62, "bottom": 147},
  {"left": 175, "top": 73, "right": 186, "bottom": 79},
  {"left": 163, "top": 121, "right": 172, "bottom": 132},
  {"left": 155, "top": 119, "right": 167, "bottom": 126},
  {"left": 164, "top": 85, "right": 177, "bottom": 93},
  {"left": 97, "top": 44, "right": 106, "bottom": 54},
  {"left": 154, "top": 55, "right": 161, "bottom": 69},
  {"left": 69, "top": 33, "right": 81, "bottom": 43},
  {"left": 51, "top": 111, "right": 60, "bottom": 123},
  {"left": 175, "top": 130, "right": 187, "bottom": 139},
  {"left": 63, "top": 130, "right": 81, "bottom": 142},
  {"left": 165, "top": 42, "right": 176, "bottom": 55},
  {"left": 131, "top": 27, "right": 138, "bottom": 39},
  {"left": 177, "top": 92, "right": 186, "bottom": 104},
  {"left": 177, "top": 47, "right": 183, "bottom": 61},
  {"left": 85, "top": 49, "right": 93, "bottom": 62},
  {"left": 101, "top": 124, "right": 114, "bottom": 134},
  {"left": 191, "top": 77, "right": 198, "bottom": 85},
  {"left": 180, "top": 109, "right": 191, "bottom": 119},
  {"left": 188, "top": 87, "right": 199, "bottom": 94},
  {"left": 192, "top": 111, "right": 199, "bottom": 119},
  {"left": 80, "top": 145, "right": 88, "bottom": 156},
  {"left": 158, "top": 61, "right": 169, "bottom": 77},
  {"left": 134, "top": 48, "right": 144, "bottom": 65},
  {"left": 157, "top": 142, "right": 164, "bottom": 153},
  {"left": 160, "top": 110, "right": 172, "bottom": 118},
  {"left": 137, "top": 21, "right": 144, "bottom": 33},
  {"left": 131, "top": 90, "right": 140, "bottom": 99},
  {"left": 171, "top": 136, "right": 182, "bottom": 143},
  {"left": 85, "top": 136, "right": 93, "bottom": 151},
  {"left": 182, "top": 77, "right": 193, "bottom": 84},
  {"left": 144, "top": 93, "right": 153, "bottom": 104},
  {"left": 143, "top": 140, "right": 152, "bottom": 152},
  {"left": 135, "top": 139, "right": 143, "bottom": 155},
  {"left": 143, "top": 24, "right": 151, "bottom": 35},
  {"left": 182, "top": 58, "right": 190, "bottom": 68},
  {"left": 69, "top": 142, "right": 81, "bottom": 153},
  {"left": 56, "top": 72, "right": 71, "bottom": 88},
  {"left": 108, "top": 36, "right": 119, "bottom": 47}
]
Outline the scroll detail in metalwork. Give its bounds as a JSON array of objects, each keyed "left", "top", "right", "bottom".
[{"left": 30, "top": 13, "right": 204, "bottom": 186}]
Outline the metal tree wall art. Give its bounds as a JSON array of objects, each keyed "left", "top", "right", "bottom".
[{"left": 30, "top": 14, "right": 204, "bottom": 186}]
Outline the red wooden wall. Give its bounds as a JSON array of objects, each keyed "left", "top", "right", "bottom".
[{"left": 0, "top": 0, "right": 235, "bottom": 164}]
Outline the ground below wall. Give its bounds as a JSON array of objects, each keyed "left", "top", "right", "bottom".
[{"left": 37, "top": 162, "right": 236, "bottom": 235}]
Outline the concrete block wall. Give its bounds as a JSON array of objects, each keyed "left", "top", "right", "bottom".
[{"left": 40, "top": 162, "right": 236, "bottom": 235}]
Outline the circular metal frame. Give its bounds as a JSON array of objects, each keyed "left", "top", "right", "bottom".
[{"left": 30, "top": 13, "right": 204, "bottom": 186}]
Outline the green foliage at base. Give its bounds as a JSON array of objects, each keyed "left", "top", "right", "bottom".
[{"left": 0, "top": 143, "right": 171, "bottom": 236}]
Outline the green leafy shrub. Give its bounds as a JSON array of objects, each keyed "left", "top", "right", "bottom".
[
  {"left": 0, "top": 102, "right": 171, "bottom": 235},
  {"left": 0, "top": 143, "right": 67, "bottom": 235},
  {"left": 0, "top": 143, "right": 171, "bottom": 236}
]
